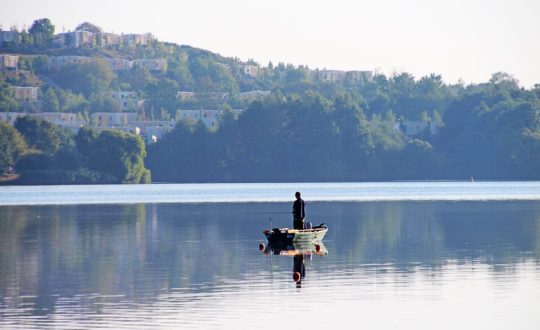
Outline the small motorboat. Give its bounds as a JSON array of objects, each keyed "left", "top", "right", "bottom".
[{"left": 263, "top": 223, "right": 328, "bottom": 243}]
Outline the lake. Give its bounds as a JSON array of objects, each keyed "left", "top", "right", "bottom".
[{"left": 0, "top": 182, "right": 539, "bottom": 329}]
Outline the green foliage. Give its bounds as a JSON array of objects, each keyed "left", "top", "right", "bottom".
[
  {"left": 29, "top": 18, "right": 55, "bottom": 45},
  {"left": 75, "top": 22, "right": 102, "bottom": 33},
  {"left": 14, "top": 116, "right": 61, "bottom": 154},
  {"left": 77, "top": 129, "right": 150, "bottom": 183},
  {"left": 0, "top": 80, "right": 20, "bottom": 112},
  {"left": 0, "top": 121, "right": 28, "bottom": 173},
  {"left": 48, "top": 59, "right": 115, "bottom": 97}
]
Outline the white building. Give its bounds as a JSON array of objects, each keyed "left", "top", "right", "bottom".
[
  {"left": 0, "top": 30, "right": 18, "bottom": 45},
  {"left": 32, "top": 112, "right": 86, "bottom": 132},
  {"left": 238, "top": 90, "right": 271, "bottom": 103},
  {"left": 394, "top": 121, "right": 439, "bottom": 137},
  {"left": 0, "top": 54, "right": 18, "bottom": 70},
  {"left": 91, "top": 112, "right": 137, "bottom": 128},
  {"left": 102, "top": 91, "right": 140, "bottom": 110},
  {"left": 0, "top": 112, "right": 25, "bottom": 125},
  {"left": 104, "top": 58, "right": 133, "bottom": 71},
  {"left": 47, "top": 56, "right": 91, "bottom": 69},
  {"left": 131, "top": 120, "right": 176, "bottom": 141},
  {"left": 10, "top": 86, "right": 39, "bottom": 101},
  {"left": 132, "top": 59, "right": 166, "bottom": 71},
  {"left": 177, "top": 109, "right": 243, "bottom": 129},
  {"left": 240, "top": 64, "right": 259, "bottom": 78}
]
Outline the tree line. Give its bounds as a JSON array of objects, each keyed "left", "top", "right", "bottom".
[{"left": 146, "top": 79, "right": 540, "bottom": 182}]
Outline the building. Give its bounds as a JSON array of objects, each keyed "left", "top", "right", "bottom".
[
  {"left": 32, "top": 112, "right": 86, "bottom": 132},
  {"left": 53, "top": 30, "right": 95, "bottom": 48},
  {"left": 97, "top": 32, "right": 122, "bottom": 47},
  {"left": 314, "top": 70, "right": 347, "bottom": 82},
  {"left": 0, "top": 54, "right": 19, "bottom": 70},
  {"left": 104, "top": 58, "right": 133, "bottom": 71},
  {"left": 177, "top": 91, "right": 196, "bottom": 101},
  {"left": 91, "top": 112, "right": 137, "bottom": 128},
  {"left": 130, "top": 120, "right": 176, "bottom": 141},
  {"left": 122, "top": 34, "right": 150, "bottom": 46},
  {"left": 47, "top": 56, "right": 91, "bottom": 69},
  {"left": 132, "top": 59, "right": 166, "bottom": 71},
  {"left": 240, "top": 64, "right": 259, "bottom": 78},
  {"left": 177, "top": 109, "right": 243, "bottom": 129},
  {"left": 177, "top": 91, "right": 230, "bottom": 104},
  {"left": 238, "top": 90, "right": 271, "bottom": 103},
  {"left": 345, "top": 71, "right": 373, "bottom": 83},
  {"left": 394, "top": 121, "right": 439, "bottom": 137},
  {"left": 103, "top": 91, "right": 140, "bottom": 111},
  {"left": 0, "top": 30, "right": 18, "bottom": 45},
  {"left": 10, "top": 86, "right": 39, "bottom": 101},
  {"left": 0, "top": 112, "right": 25, "bottom": 125}
]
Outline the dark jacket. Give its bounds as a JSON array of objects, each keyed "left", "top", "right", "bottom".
[{"left": 293, "top": 198, "right": 305, "bottom": 219}]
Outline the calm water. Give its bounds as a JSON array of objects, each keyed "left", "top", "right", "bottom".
[{"left": 1, "top": 183, "right": 540, "bottom": 329}]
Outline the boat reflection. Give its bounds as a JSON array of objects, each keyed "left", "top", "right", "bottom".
[
  {"left": 261, "top": 241, "right": 328, "bottom": 256},
  {"left": 260, "top": 241, "right": 328, "bottom": 287}
]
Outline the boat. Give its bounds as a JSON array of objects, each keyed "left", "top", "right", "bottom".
[{"left": 263, "top": 223, "right": 328, "bottom": 243}]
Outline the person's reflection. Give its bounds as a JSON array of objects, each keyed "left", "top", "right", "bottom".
[{"left": 293, "top": 254, "right": 306, "bottom": 288}]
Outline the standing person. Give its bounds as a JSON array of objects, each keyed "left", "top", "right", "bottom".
[{"left": 292, "top": 191, "right": 305, "bottom": 229}]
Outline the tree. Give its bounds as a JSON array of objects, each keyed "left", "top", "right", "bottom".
[
  {"left": 50, "top": 59, "right": 115, "bottom": 97},
  {"left": 0, "top": 81, "right": 20, "bottom": 112},
  {"left": 29, "top": 18, "right": 55, "bottom": 45},
  {"left": 85, "top": 130, "right": 150, "bottom": 183},
  {"left": 0, "top": 121, "right": 28, "bottom": 174},
  {"left": 75, "top": 22, "right": 102, "bottom": 33},
  {"left": 14, "top": 116, "right": 61, "bottom": 154}
]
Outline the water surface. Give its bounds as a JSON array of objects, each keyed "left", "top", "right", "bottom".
[
  {"left": 0, "top": 181, "right": 539, "bottom": 205},
  {"left": 1, "top": 196, "right": 540, "bottom": 329}
]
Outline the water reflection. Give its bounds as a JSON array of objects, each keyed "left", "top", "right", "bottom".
[
  {"left": 262, "top": 241, "right": 328, "bottom": 287},
  {"left": 1, "top": 201, "right": 540, "bottom": 328}
]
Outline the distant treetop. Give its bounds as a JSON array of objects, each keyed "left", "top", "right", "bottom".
[{"left": 75, "top": 22, "right": 102, "bottom": 33}]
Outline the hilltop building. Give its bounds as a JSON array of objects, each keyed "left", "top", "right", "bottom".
[
  {"left": 102, "top": 91, "right": 141, "bottom": 111},
  {"left": 0, "top": 54, "right": 19, "bottom": 70},
  {"left": 9, "top": 86, "right": 39, "bottom": 101}
]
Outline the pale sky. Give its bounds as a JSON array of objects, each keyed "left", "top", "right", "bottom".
[{"left": 2, "top": 0, "right": 539, "bottom": 87}]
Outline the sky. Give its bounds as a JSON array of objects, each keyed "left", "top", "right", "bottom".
[{"left": 2, "top": 0, "right": 539, "bottom": 87}]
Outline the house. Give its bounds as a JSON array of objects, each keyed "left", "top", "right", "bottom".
[
  {"left": 132, "top": 59, "right": 166, "bottom": 71},
  {"left": 104, "top": 58, "right": 133, "bottom": 71},
  {"left": 32, "top": 112, "right": 86, "bottom": 132},
  {"left": 345, "top": 71, "right": 373, "bottom": 83},
  {"left": 177, "top": 91, "right": 230, "bottom": 104},
  {"left": 97, "top": 32, "right": 122, "bottom": 47},
  {"left": 177, "top": 109, "right": 243, "bottom": 129},
  {"left": 53, "top": 31, "right": 94, "bottom": 48},
  {"left": 47, "top": 56, "right": 91, "bottom": 69},
  {"left": 102, "top": 91, "right": 140, "bottom": 110},
  {"left": 177, "top": 91, "right": 196, "bottom": 101},
  {"left": 122, "top": 34, "right": 150, "bottom": 46},
  {"left": 130, "top": 120, "right": 176, "bottom": 141},
  {"left": 0, "top": 112, "right": 25, "bottom": 125},
  {"left": 0, "top": 30, "right": 18, "bottom": 45},
  {"left": 238, "top": 90, "right": 271, "bottom": 103},
  {"left": 314, "top": 70, "right": 347, "bottom": 82},
  {"left": 240, "top": 64, "right": 259, "bottom": 78},
  {"left": 91, "top": 112, "right": 137, "bottom": 127},
  {"left": 10, "top": 86, "right": 39, "bottom": 101},
  {"left": 0, "top": 55, "right": 19, "bottom": 70},
  {"left": 394, "top": 120, "right": 439, "bottom": 137}
]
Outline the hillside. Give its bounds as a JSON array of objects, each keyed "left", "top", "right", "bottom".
[{"left": 1, "top": 18, "right": 540, "bottom": 183}]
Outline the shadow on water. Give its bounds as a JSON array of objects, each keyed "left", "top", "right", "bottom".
[
  {"left": 0, "top": 200, "right": 539, "bottom": 319},
  {"left": 260, "top": 241, "right": 328, "bottom": 288}
]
